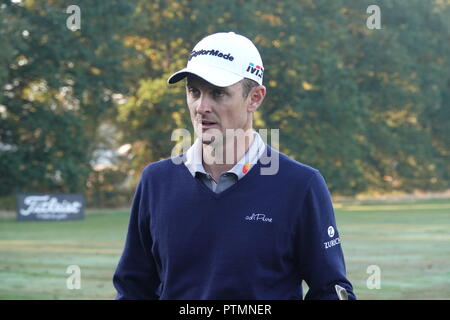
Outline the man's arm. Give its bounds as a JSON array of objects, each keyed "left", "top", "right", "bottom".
[
  {"left": 113, "top": 174, "right": 161, "bottom": 299},
  {"left": 297, "top": 171, "right": 356, "bottom": 300}
]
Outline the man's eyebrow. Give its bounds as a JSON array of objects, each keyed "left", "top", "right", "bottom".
[
  {"left": 211, "top": 85, "right": 227, "bottom": 92},
  {"left": 186, "top": 82, "right": 227, "bottom": 92}
]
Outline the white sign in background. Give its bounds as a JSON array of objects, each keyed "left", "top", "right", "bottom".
[{"left": 16, "top": 194, "right": 84, "bottom": 221}]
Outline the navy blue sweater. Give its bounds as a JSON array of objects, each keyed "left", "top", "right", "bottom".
[{"left": 113, "top": 146, "right": 355, "bottom": 300}]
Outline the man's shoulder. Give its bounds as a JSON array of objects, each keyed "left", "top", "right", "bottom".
[
  {"left": 267, "top": 146, "right": 320, "bottom": 181},
  {"left": 140, "top": 156, "right": 185, "bottom": 179},
  {"left": 267, "top": 147, "right": 330, "bottom": 195}
]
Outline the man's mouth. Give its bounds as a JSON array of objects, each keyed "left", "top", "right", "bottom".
[{"left": 200, "top": 120, "right": 218, "bottom": 129}]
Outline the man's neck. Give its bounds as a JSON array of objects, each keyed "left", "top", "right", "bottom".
[{"left": 202, "top": 131, "right": 255, "bottom": 181}]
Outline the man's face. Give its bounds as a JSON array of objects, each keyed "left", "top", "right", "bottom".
[{"left": 186, "top": 75, "right": 252, "bottom": 145}]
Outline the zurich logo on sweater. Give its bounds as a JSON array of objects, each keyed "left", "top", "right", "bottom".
[{"left": 324, "top": 225, "right": 341, "bottom": 249}]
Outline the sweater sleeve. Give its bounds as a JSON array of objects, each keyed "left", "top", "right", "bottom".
[
  {"left": 297, "top": 171, "right": 356, "bottom": 300},
  {"left": 112, "top": 173, "right": 161, "bottom": 299}
]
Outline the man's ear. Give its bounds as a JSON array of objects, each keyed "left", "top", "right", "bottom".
[{"left": 247, "top": 85, "right": 266, "bottom": 113}]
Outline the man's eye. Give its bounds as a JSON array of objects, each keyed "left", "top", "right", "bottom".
[
  {"left": 213, "top": 90, "right": 225, "bottom": 97},
  {"left": 188, "top": 88, "right": 199, "bottom": 95}
]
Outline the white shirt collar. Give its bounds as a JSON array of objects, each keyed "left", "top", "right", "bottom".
[{"left": 183, "top": 130, "right": 266, "bottom": 180}]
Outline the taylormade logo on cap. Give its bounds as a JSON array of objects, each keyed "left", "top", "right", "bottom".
[
  {"left": 189, "top": 49, "right": 234, "bottom": 62},
  {"left": 168, "top": 32, "right": 264, "bottom": 87}
]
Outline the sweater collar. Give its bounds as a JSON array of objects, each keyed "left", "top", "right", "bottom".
[{"left": 183, "top": 130, "right": 266, "bottom": 180}]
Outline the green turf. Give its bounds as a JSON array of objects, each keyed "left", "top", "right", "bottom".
[
  {"left": 0, "top": 210, "right": 129, "bottom": 299},
  {"left": 336, "top": 198, "right": 450, "bottom": 300},
  {"left": 0, "top": 199, "right": 449, "bottom": 299}
]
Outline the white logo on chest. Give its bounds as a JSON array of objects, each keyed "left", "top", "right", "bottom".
[{"left": 245, "top": 213, "right": 272, "bottom": 223}]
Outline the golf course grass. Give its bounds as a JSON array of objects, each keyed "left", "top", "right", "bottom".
[{"left": 1, "top": 198, "right": 449, "bottom": 299}]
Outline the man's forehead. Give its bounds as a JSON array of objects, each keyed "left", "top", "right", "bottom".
[{"left": 186, "top": 74, "right": 232, "bottom": 89}]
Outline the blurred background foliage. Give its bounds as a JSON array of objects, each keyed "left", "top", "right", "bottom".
[{"left": 0, "top": 0, "right": 449, "bottom": 207}]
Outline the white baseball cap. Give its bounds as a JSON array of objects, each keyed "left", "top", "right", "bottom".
[{"left": 167, "top": 32, "right": 264, "bottom": 87}]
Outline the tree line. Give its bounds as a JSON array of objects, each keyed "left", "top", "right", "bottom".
[{"left": 0, "top": 0, "right": 449, "bottom": 207}]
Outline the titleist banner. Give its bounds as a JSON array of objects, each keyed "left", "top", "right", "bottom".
[{"left": 16, "top": 194, "right": 84, "bottom": 221}]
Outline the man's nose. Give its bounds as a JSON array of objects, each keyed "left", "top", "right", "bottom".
[{"left": 196, "top": 93, "right": 212, "bottom": 114}]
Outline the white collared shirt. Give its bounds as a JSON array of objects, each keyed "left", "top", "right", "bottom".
[{"left": 184, "top": 130, "right": 266, "bottom": 193}]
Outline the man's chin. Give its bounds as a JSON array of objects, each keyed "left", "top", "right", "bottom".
[
  {"left": 197, "top": 128, "right": 222, "bottom": 146},
  {"left": 200, "top": 135, "right": 215, "bottom": 145}
]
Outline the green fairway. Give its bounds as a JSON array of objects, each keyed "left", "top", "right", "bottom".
[
  {"left": 0, "top": 209, "right": 129, "bottom": 299},
  {"left": 1, "top": 199, "right": 449, "bottom": 299},
  {"left": 336, "top": 198, "right": 450, "bottom": 299}
]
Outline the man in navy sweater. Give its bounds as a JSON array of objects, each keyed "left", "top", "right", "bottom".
[{"left": 113, "top": 32, "right": 356, "bottom": 300}]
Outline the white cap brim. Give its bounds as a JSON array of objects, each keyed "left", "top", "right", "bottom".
[{"left": 167, "top": 64, "right": 243, "bottom": 87}]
